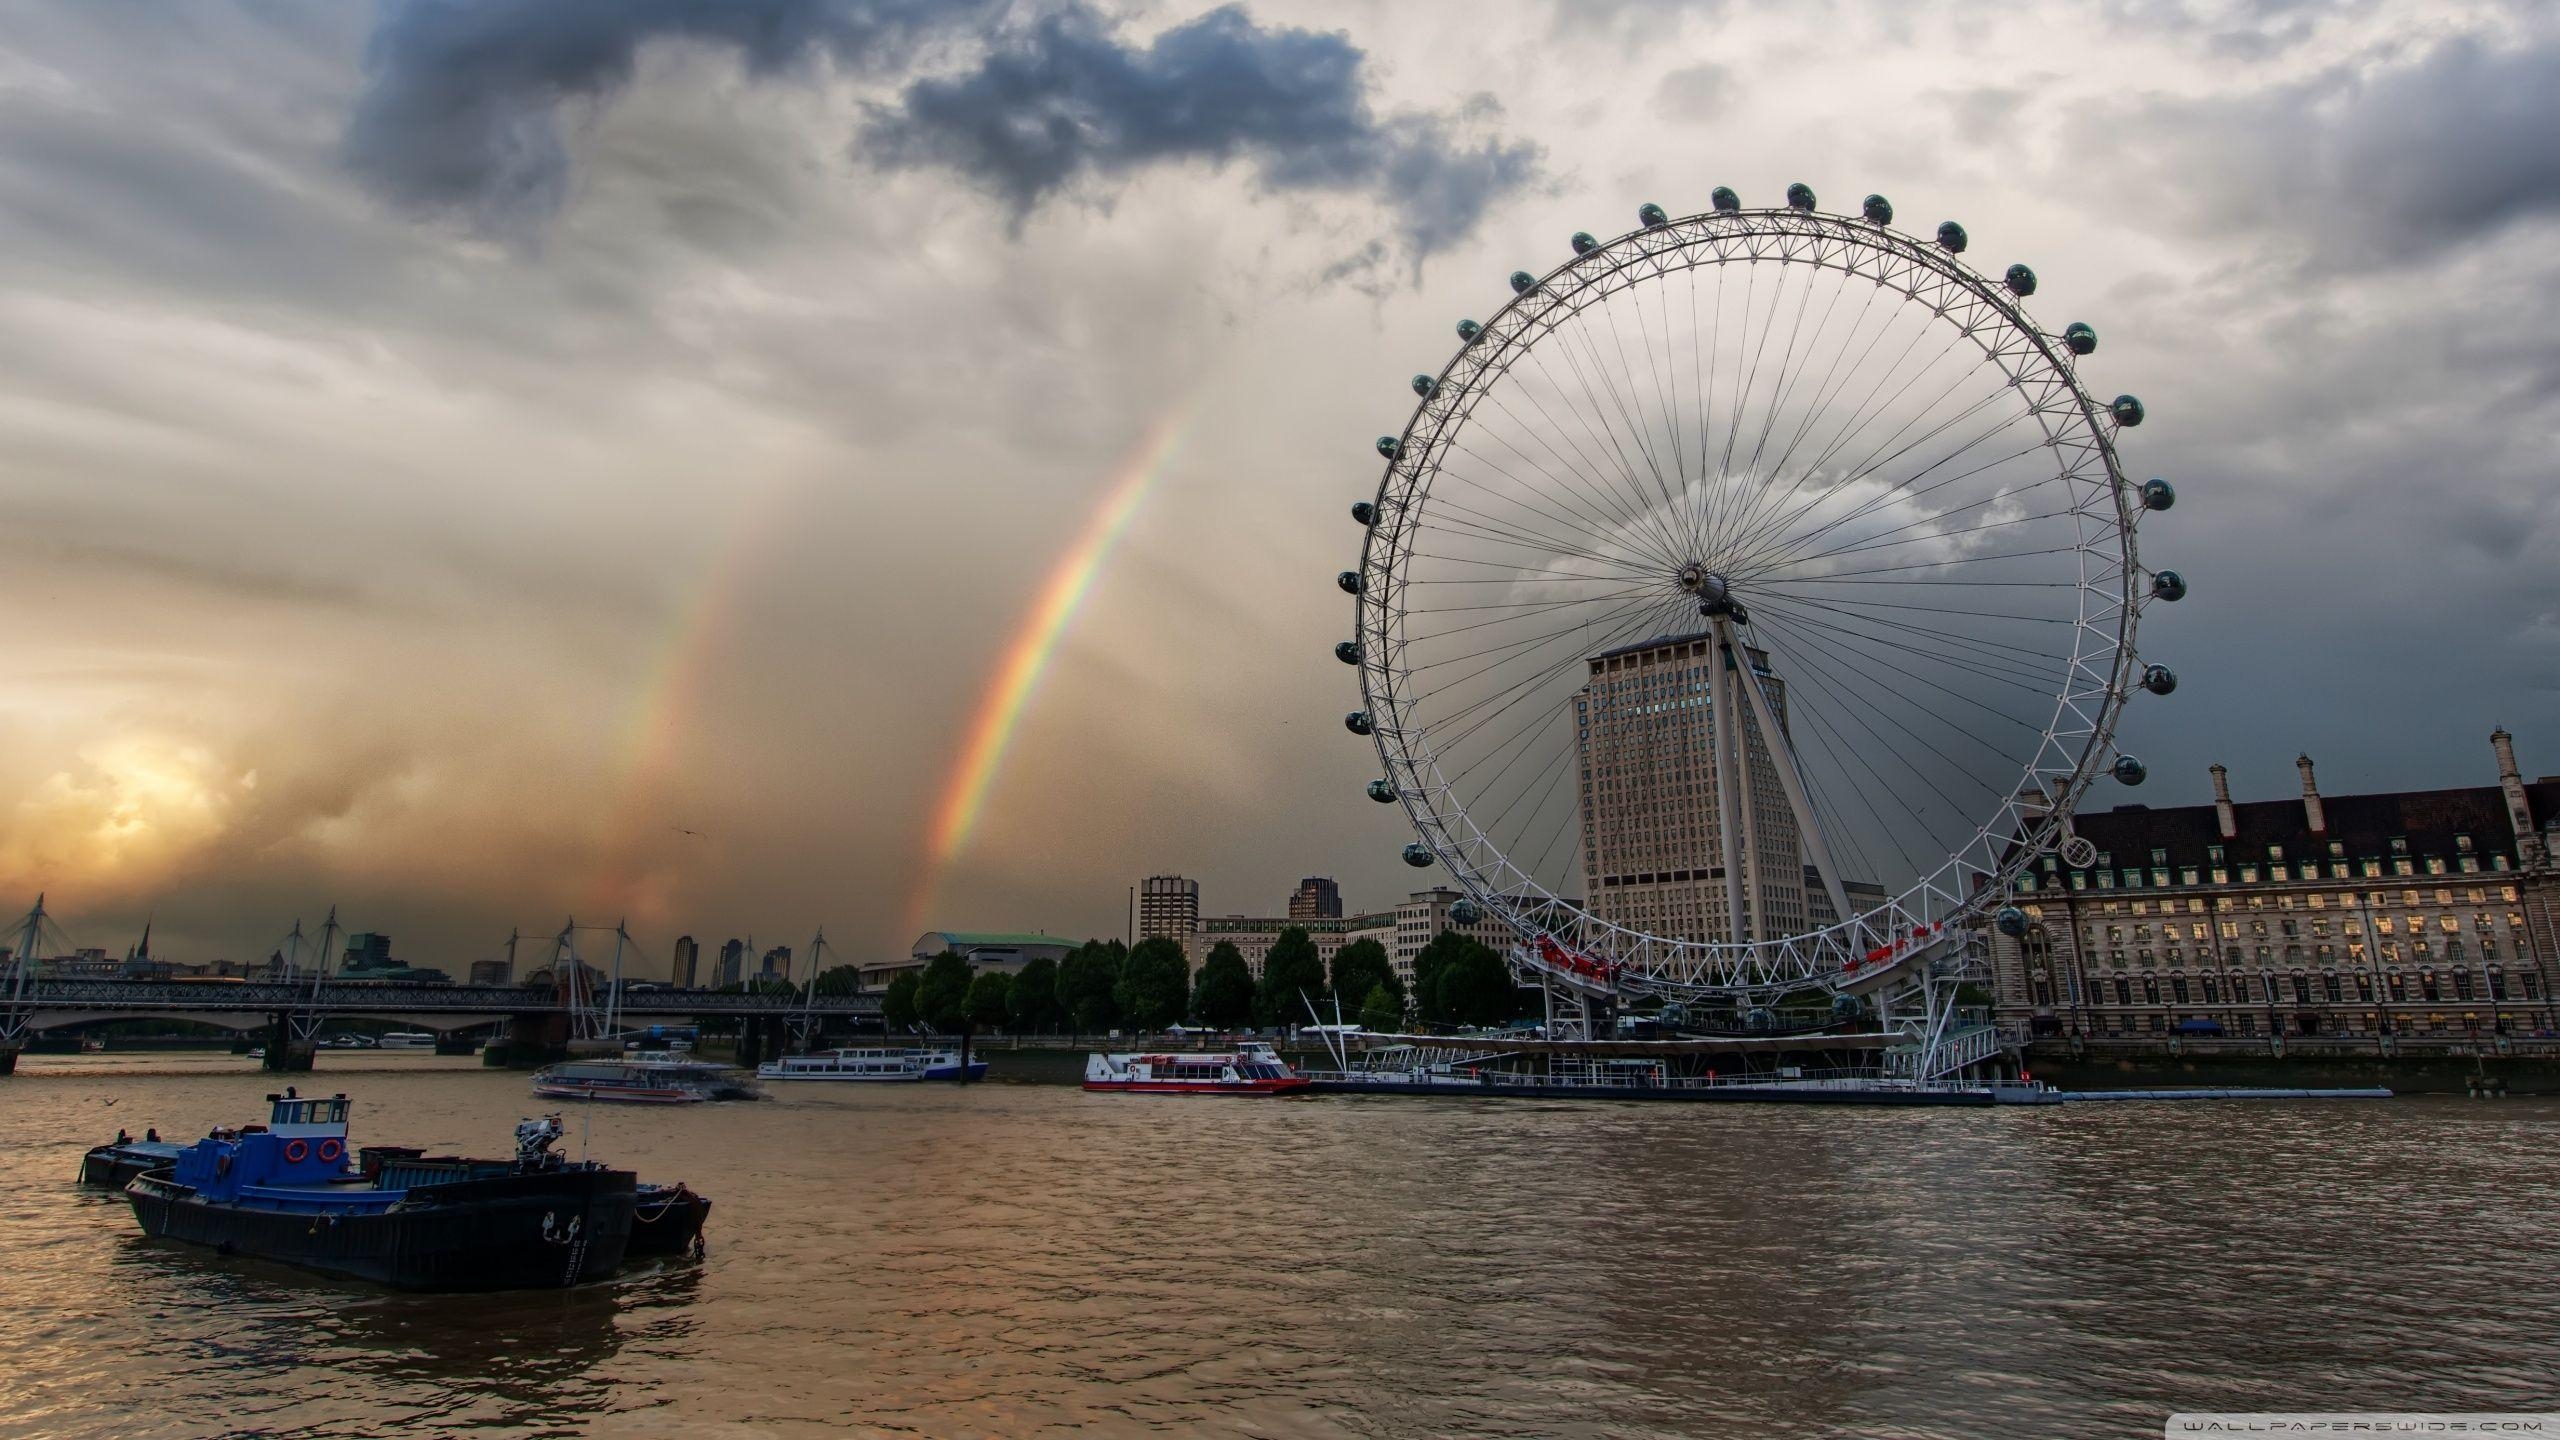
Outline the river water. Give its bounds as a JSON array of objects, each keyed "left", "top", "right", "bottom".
[{"left": 1, "top": 1054, "right": 2555, "bottom": 1439}]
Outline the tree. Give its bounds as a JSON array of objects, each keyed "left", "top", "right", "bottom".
[
  {"left": 811, "top": 964, "right": 865, "bottom": 997},
  {"left": 1328, "top": 938, "right": 1402, "bottom": 1017},
  {"left": 1115, "top": 937, "right": 1191, "bottom": 1031},
  {"left": 1410, "top": 930, "right": 1468, "bottom": 1024},
  {"left": 1009, "top": 956, "right": 1063, "bottom": 1033},
  {"left": 1256, "top": 926, "right": 1327, "bottom": 1027},
  {"left": 1412, "top": 929, "right": 1513, "bottom": 1027},
  {"left": 882, "top": 972, "right": 922, "bottom": 1031},
  {"left": 1057, "top": 939, "right": 1126, "bottom": 1033},
  {"left": 1439, "top": 937, "right": 1521, "bottom": 1027},
  {"left": 916, "top": 951, "right": 974, "bottom": 1034},
  {"left": 1189, "top": 942, "right": 1254, "bottom": 1029},
  {"left": 1358, "top": 982, "right": 1401, "bottom": 1034},
  {"left": 965, "top": 971, "right": 1014, "bottom": 1031}
]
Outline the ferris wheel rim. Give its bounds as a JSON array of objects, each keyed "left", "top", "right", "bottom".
[{"left": 1352, "top": 203, "right": 2148, "bottom": 998}]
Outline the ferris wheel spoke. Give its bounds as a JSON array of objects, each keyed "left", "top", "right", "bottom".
[
  {"left": 1638, "top": 275, "right": 1699, "bottom": 552},
  {"left": 1737, "top": 406, "right": 2047, "bottom": 574},
  {"left": 1749, "top": 585, "right": 2075, "bottom": 669},
  {"left": 1712, "top": 321, "right": 1973, "bottom": 563},
  {"left": 1412, "top": 511, "right": 1663, "bottom": 578},
  {"left": 1753, "top": 609, "right": 1970, "bottom": 867},
  {"left": 1716, "top": 290, "right": 1930, "bottom": 563},
  {"left": 1736, "top": 258, "right": 1831, "bottom": 487},
  {"left": 1606, "top": 285, "right": 1697, "bottom": 551},
  {"left": 1726, "top": 380, "right": 2022, "bottom": 571},
  {"left": 1745, "top": 602, "right": 2048, "bottom": 751},
  {"left": 1747, "top": 606, "right": 2020, "bottom": 816},
  {"left": 1465, "top": 387, "right": 1682, "bottom": 558},
  {"left": 1768, "top": 500, "right": 2088, "bottom": 574},
  {"left": 1414, "top": 592, "right": 1693, "bottom": 755},
  {"left": 1745, "top": 591, "right": 2064, "bottom": 695},
  {"left": 1407, "top": 581, "right": 1667, "bottom": 647},
  {"left": 1543, "top": 312, "right": 1689, "bottom": 563},
  {"left": 1737, "top": 449, "right": 2060, "bottom": 575},
  {"left": 1494, "top": 359, "right": 1687, "bottom": 567},
  {"left": 1437, "top": 450, "right": 1682, "bottom": 568}
]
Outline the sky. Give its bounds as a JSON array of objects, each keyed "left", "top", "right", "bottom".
[{"left": 0, "top": 0, "right": 2553, "bottom": 975}]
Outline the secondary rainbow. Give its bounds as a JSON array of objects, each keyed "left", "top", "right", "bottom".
[{"left": 910, "top": 414, "right": 1189, "bottom": 926}]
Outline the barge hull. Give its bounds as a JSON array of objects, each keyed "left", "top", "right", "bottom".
[{"left": 125, "top": 1171, "right": 637, "bottom": 1291}]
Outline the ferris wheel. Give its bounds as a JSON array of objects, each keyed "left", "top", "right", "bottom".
[{"left": 1339, "top": 186, "right": 2185, "bottom": 1006}]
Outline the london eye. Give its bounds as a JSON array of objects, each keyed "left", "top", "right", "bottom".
[{"left": 1340, "top": 186, "right": 2184, "bottom": 1014}]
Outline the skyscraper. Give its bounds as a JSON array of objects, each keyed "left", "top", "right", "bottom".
[
  {"left": 1573, "top": 633, "right": 1808, "bottom": 943},
  {"left": 1288, "top": 877, "right": 1343, "bottom": 920},
  {"left": 672, "top": 935, "right": 699, "bottom": 988},
  {"left": 718, "top": 938, "right": 746, "bottom": 987},
  {"left": 1137, "top": 876, "right": 1200, "bottom": 942}
]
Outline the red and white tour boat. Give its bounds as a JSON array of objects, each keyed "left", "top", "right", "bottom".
[{"left": 1083, "top": 1041, "right": 1312, "bottom": 1096}]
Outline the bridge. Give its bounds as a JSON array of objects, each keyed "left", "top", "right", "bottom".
[{"left": 0, "top": 977, "right": 881, "bottom": 1073}]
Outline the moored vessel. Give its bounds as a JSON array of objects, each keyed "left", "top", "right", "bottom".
[
  {"left": 1083, "top": 1041, "right": 1311, "bottom": 1095},
  {"left": 531, "top": 1056, "right": 760, "bottom": 1104},
  {"left": 756, "top": 1046, "right": 987, "bottom": 1083},
  {"left": 123, "top": 1094, "right": 638, "bottom": 1291},
  {"left": 79, "top": 1132, "right": 184, "bottom": 1187}
]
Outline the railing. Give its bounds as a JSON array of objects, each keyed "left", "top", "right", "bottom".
[
  {"left": 1, "top": 978, "right": 879, "bottom": 1016},
  {"left": 1885, "top": 1022, "right": 2007, "bottom": 1081}
]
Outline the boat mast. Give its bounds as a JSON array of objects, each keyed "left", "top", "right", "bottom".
[
  {"left": 606, "top": 920, "right": 628, "bottom": 1040},
  {"left": 309, "top": 905, "right": 339, "bottom": 1008},
  {"left": 6, "top": 894, "right": 43, "bottom": 1012}
]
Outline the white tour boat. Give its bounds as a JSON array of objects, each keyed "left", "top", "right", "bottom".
[
  {"left": 1083, "top": 1041, "right": 1311, "bottom": 1096},
  {"left": 756, "top": 1047, "right": 988, "bottom": 1083}
]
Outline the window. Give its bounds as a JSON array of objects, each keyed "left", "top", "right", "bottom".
[
  {"left": 2292, "top": 975, "right": 2312, "bottom": 1004},
  {"left": 2454, "top": 971, "right": 2475, "bottom": 1001},
  {"left": 2420, "top": 973, "right": 2441, "bottom": 1002},
  {"left": 2172, "top": 978, "right": 2190, "bottom": 1004},
  {"left": 2114, "top": 978, "right": 2131, "bottom": 1005},
  {"left": 2490, "top": 971, "right": 2508, "bottom": 1001},
  {"left": 2526, "top": 973, "right": 2544, "bottom": 1001},
  {"left": 2203, "top": 976, "right": 2220, "bottom": 1003},
  {"left": 2323, "top": 974, "right": 2343, "bottom": 1003}
]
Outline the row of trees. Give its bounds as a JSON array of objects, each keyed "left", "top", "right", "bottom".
[{"left": 877, "top": 926, "right": 1528, "bottom": 1036}]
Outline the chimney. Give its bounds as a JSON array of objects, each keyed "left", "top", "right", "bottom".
[
  {"left": 2493, "top": 728, "right": 2544, "bottom": 866},
  {"left": 2296, "top": 754, "right": 2326, "bottom": 834},
  {"left": 2210, "top": 763, "right": 2236, "bottom": 839}
]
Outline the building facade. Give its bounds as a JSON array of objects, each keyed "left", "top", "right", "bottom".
[
  {"left": 717, "top": 938, "right": 746, "bottom": 988},
  {"left": 468, "top": 958, "right": 513, "bottom": 986},
  {"left": 868, "top": 932, "right": 1080, "bottom": 990},
  {"left": 1288, "top": 878, "right": 1343, "bottom": 920},
  {"left": 671, "top": 935, "right": 699, "bottom": 989},
  {"left": 1137, "top": 876, "right": 1200, "bottom": 943},
  {"left": 1991, "top": 733, "right": 2560, "bottom": 1045},
  {"left": 1574, "top": 634, "right": 1813, "bottom": 944},
  {"left": 1185, "top": 914, "right": 1380, "bottom": 981}
]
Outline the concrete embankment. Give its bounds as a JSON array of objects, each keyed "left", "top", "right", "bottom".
[{"left": 2027, "top": 1045, "right": 2560, "bottom": 1096}]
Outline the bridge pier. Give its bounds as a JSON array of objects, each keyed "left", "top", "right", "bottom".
[
  {"left": 0, "top": 1045, "right": 17, "bottom": 1076},
  {"left": 260, "top": 1014, "right": 315, "bottom": 1072},
  {"left": 484, "top": 1012, "right": 569, "bottom": 1069}
]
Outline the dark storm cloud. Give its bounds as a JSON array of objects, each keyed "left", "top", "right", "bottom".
[
  {"left": 347, "top": 0, "right": 988, "bottom": 230},
  {"left": 2091, "top": 30, "right": 2560, "bottom": 268},
  {"left": 861, "top": 4, "right": 1543, "bottom": 257},
  {"left": 348, "top": 0, "right": 1539, "bottom": 259}
]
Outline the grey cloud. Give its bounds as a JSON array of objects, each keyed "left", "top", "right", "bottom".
[
  {"left": 346, "top": 0, "right": 984, "bottom": 231},
  {"left": 861, "top": 4, "right": 1543, "bottom": 258},
  {"left": 1655, "top": 62, "right": 1732, "bottom": 120},
  {"left": 2091, "top": 30, "right": 2560, "bottom": 268}
]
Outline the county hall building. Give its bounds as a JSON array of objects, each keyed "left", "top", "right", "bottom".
[{"left": 1991, "top": 730, "right": 2560, "bottom": 1046}]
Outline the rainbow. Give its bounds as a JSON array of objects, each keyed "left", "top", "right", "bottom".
[
  {"left": 906, "top": 413, "right": 1189, "bottom": 932},
  {"left": 592, "top": 473, "right": 812, "bottom": 919}
]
